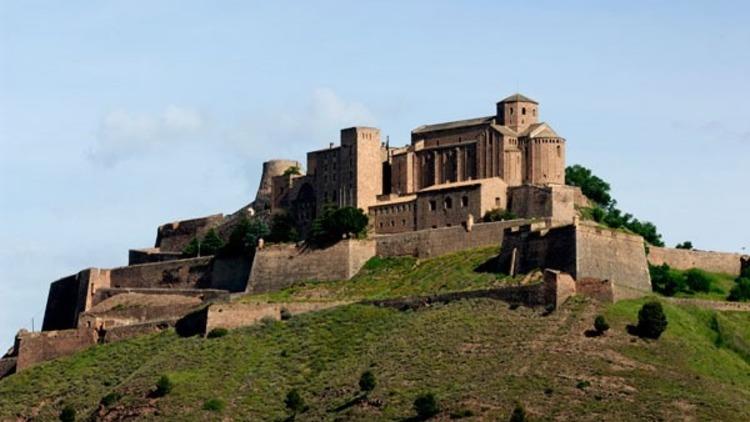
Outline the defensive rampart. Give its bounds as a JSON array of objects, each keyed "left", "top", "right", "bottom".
[
  {"left": 246, "top": 239, "right": 376, "bottom": 294},
  {"left": 155, "top": 214, "right": 225, "bottom": 252},
  {"left": 648, "top": 246, "right": 746, "bottom": 276},
  {"left": 374, "top": 219, "right": 529, "bottom": 258}
]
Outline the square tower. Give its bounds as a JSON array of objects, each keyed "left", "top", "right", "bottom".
[{"left": 496, "top": 93, "right": 539, "bottom": 132}]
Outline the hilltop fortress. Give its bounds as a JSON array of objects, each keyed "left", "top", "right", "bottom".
[{"left": 1, "top": 93, "right": 747, "bottom": 379}]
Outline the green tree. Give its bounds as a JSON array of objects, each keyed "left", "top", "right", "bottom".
[
  {"left": 283, "top": 165, "right": 302, "bottom": 177},
  {"left": 483, "top": 208, "right": 517, "bottom": 222},
  {"left": 636, "top": 301, "right": 668, "bottom": 339},
  {"left": 182, "top": 237, "right": 201, "bottom": 257},
  {"left": 154, "top": 375, "right": 174, "bottom": 397},
  {"left": 221, "top": 217, "right": 269, "bottom": 257},
  {"left": 413, "top": 392, "right": 440, "bottom": 419},
  {"left": 684, "top": 269, "right": 712, "bottom": 293},
  {"left": 727, "top": 278, "right": 750, "bottom": 302},
  {"left": 594, "top": 315, "right": 610, "bottom": 334},
  {"left": 675, "top": 241, "right": 694, "bottom": 250},
  {"left": 200, "top": 229, "right": 224, "bottom": 256},
  {"left": 359, "top": 370, "right": 376, "bottom": 393},
  {"left": 284, "top": 389, "right": 307, "bottom": 414},
  {"left": 565, "top": 164, "right": 613, "bottom": 207},
  {"left": 59, "top": 405, "right": 76, "bottom": 422},
  {"left": 509, "top": 402, "right": 526, "bottom": 422},
  {"left": 649, "top": 263, "right": 685, "bottom": 296},
  {"left": 267, "top": 212, "right": 299, "bottom": 243},
  {"left": 310, "top": 206, "right": 368, "bottom": 246}
]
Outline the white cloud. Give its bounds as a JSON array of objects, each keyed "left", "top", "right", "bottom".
[{"left": 89, "top": 105, "right": 206, "bottom": 166}]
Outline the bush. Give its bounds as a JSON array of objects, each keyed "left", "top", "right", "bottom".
[
  {"left": 483, "top": 208, "right": 517, "bottom": 222},
  {"left": 449, "top": 408, "right": 475, "bottom": 419},
  {"left": 675, "top": 241, "right": 693, "bottom": 250},
  {"left": 154, "top": 375, "right": 174, "bottom": 397},
  {"left": 280, "top": 307, "right": 292, "bottom": 321},
  {"left": 200, "top": 229, "right": 224, "bottom": 256},
  {"left": 283, "top": 165, "right": 301, "bottom": 177},
  {"left": 727, "top": 278, "right": 750, "bottom": 302},
  {"left": 684, "top": 269, "right": 712, "bottom": 293},
  {"left": 284, "top": 389, "right": 307, "bottom": 414},
  {"left": 100, "top": 392, "right": 122, "bottom": 407},
  {"left": 267, "top": 213, "right": 299, "bottom": 243},
  {"left": 202, "top": 398, "right": 226, "bottom": 412},
  {"left": 182, "top": 237, "right": 201, "bottom": 257},
  {"left": 594, "top": 315, "right": 609, "bottom": 334},
  {"left": 637, "top": 301, "right": 668, "bottom": 339},
  {"left": 310, "top": 206, "right": 368, "bottom": 246},
  {"left": 59, "top": 405, "right": 76, "bottom": 422},
  {"left": 649, "top": 264, "right": 685, "bottom": 296},
  {"left": 359, "top": 370, "right": 376, "bottom": 393},
  {"left": 413, "top": 392, "right": 440, "bottom": 419},
  {"left": 509, "top": 402, "right": 527, "bottom": 422},
  {"left": 221, "top": 217, "right": 270, "bottom": 257},
  {"left": 206, "top": 328, "right": 228, "bottom": 338}
]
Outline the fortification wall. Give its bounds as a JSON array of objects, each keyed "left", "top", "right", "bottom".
[
  {"left": 247, "top": 240, "right": 376, "bottom": 294},
  {"left": 78, "top": 293, "right": 202, "bottom": 329},
  {"left": 575, "top": 224, "right": 652, "bottom": 297},
  {"left": 375, "top": 220, "right": 525, "bottom": 259},
  {"left": 648, "top": 246, "right": 745, "bottom": 276},
  {"left": 499, "top": 224, "right": 577, "bottom": 276},
  {"left": 205, "top": 302, "right": 345, "bottom": 333},
  {"left": 155, "top": 214, "right": 225, "bottom": 252},
  {"left": 508, "top": 184, "right": 579, "bottom": 224},
  {"left": 41, "top": 268, "right": 110, "bottom": 331},
  {"left": 92, "top": 287, "right": 229, "bottom": 307},
  {"left": 109, "top": 257, "right": 213, "bottom": 289},
  {"left": 102, "top": 320, "right": 175, "bottom": 343},
  {"left": 128, "top": 248, "right": 184, "bottom": 265},
  {"left": 15, "top": 328, "right": 97, "bottom": 371}
]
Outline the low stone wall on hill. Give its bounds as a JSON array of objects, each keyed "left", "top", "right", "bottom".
[
  {"left": 15, "top": 328, "right": 98, "bottom": 371},
  {"left": 109, "top": 257, "right": 213, "bottom": 289},
  {"left": 155, "top": 214, "right": 225, "bottom": 252},
  {"left": 128, "top": 248, "right": 184, "bottom": 265},
  {"left": 648, "top": 246, "right": 746, "bottom": 276},
  {"left": 374, "top": 219, "right": 529, "bottom": 259},
  {"left": 204, "top": 301, "right": 346, "bottom": 333},
  {"left": 247, "top": 239, "right": 376, "bottom": 294}
]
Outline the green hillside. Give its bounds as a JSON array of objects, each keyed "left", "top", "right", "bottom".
[{"left": 1, "top": 249, "right": 749, "bottom": 421}]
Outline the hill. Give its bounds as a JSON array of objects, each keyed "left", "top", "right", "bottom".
[{"left": 1, "top": 248, "right": 749, "bottom": 421}]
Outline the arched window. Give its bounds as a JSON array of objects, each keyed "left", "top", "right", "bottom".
[
  {"left": 444, "top": 197, "right": 453, "bottom": 209},
  {"left": 557, "top": 145, "right": 562, "bottom": 157},
  {"left": 522, "top": 107, "right": 526, "bottom": 115},
  {"left": 461, "top": 196, "right": 469, "bottom": 207}
]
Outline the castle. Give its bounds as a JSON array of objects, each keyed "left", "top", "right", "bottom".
[
  {"left": 2, "top": 93, "right": 747, "bottom": 380},
  {"left": 268, "top": 94, "right": 577, "bottom": 235}
]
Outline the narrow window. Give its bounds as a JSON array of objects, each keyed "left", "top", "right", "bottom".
[
  {"left": 522, "top": 107, "right": 526, "bottom": 115},
  {"left": 495, "top": 197, "right": 501, "bottom": 206},
  {"left": 461, "top": 196, "right": 469, "bottom": 207},
  {"left": 429, "top": 200, "right": 437, "bottom": 211},
  {"left": 444, "top": 197, "right": 453, "bottom": 209}
]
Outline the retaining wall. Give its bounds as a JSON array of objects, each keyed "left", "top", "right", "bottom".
[
  {"left": 247, "top": 239, "right": 376, "bottom": 294},
  {"left": 375, "top": 220, "right": 528, "bottom": 259},
  {"left": 15, "top": 328, "right": 98, "bottom": 371},
  {"left": 648, "top": 246, "right": 746, "bottom": 276},
  {"left": 204, "top": 302, "right": 345, "bottom": 333}
]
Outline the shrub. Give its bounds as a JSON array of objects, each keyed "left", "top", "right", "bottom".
[
  {"left": 637, "top": 301, "right": 668, "bottom": 339},
  {"left": 100, "top": 392, "right": 122, "bottom": 407},
  {"left": 449, "top": 408, "right": 475, "bottom": 419},
  {"left": 727, "top": 278, "right": 750, "bottom": 302},
  {"left": 202, "top": 398, "right": 226, "bottom": 412},
  {"left": 684, "top": 269, "right": 712, "bottom": 293},
  {"left": 483, "top": 208, "right": 517, "bottom": 222},
  {"left": 284, "top": 389, "right": 307, "bottom": 414},
  {"left": 283, "top": 165, "right": 301, "bottom": 177},
  {"left": 310, "top": 206, "right": 368, "bottom": 246},
  {"left": 649, "top": 264, "right": 685, "bottom": 296},
  {"left": 182, "top": 237, "right": 201, "bottom": 257},
  {"left": 207, "top": 328, "right": 228, "bottom": 338},
  {"left": 59, "top": 405, "right": 76, "bottom": 422},
  {"left": 413, "top": 392, "right": 440, "bottom": 419},
  {"left": 280, "top": 307, "right": 292, "bottom": 321},
  {"left": 359, "top": 370, "right": 376, "bottom": 393},
  {"left": 675, "top": 241, "right": 693, "bottom": 250},
  {"left": 509, "top": 402, "right": 527, "bottom": 422},
  {"left": 594, "top": 315, "right": 609, "bottom": 334},
  {"left": 154, "top": 375, "right": 174, "bottom": 397},
  {"left": 576, "top": 380, "right": 591, "bottom": 390},
  {"left": 565, "top": 164, "right": 613, "bottom": 207},
  {"left": 221, "top": 217, "right": 270, "bottom": 257},
  {"left": 200, "top": 229, "right": 224, "bottom": 256},
  {"left": 267, "top": 213, "right": 299, "bottom": 243}
]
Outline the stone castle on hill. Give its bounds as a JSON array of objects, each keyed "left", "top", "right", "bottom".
[
  {"left": 2, "top": 93, "right": 748, "bottom": 380},
  {"left": 269, "top": 94, "right": 578, "bottom": 235}
]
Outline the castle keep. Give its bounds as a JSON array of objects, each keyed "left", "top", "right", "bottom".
[{"left": 270, "top": 94, "right": 575, "bottom": 235}]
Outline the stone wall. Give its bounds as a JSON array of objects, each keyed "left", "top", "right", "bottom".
[
  {"left": 92, "top": 287, "right": 229, "bottom": 307},
  {"left": 375, "top": 219, "right": 528, "bottom": 259},
  {"left": 155, "top": 214, "right": 225, "bottom": 252},
  {"left": 575, "top": 224, "right": 652, "bottom": 299},
  {"left": 508, "top": 184, "right": 579, "bottom": 224},
  {"left": 247, "top": 239, "right": 376, "bottom": 294},
  {"left": 663, "top": 297, "right": 750, "bottom": 312},
  {"left": 648, "top": 246, "right": 746, "bottom": 276},
  {"left": 204, "top": 302, "right": 345, "bottom": 333},
  {"left": 109, "top": 257, "right": 213, "bottom": 289},
  {"left": 102, "top": 320, "right": 175, "bottom": 343},
  {"left": 128, "top": 248, "right": 184, "bottom": 265},
  {"left": 15, "top": 328, "right": 98, "bottom": 371},
  {"left": 78, "top": 293, "right": 202, "bottom": 330},
  {"left": 41, "top": 268, "right": 110, "bottom": 331},
  {"left": 499, "top": 224, "right": 577, "bottom": 276}
]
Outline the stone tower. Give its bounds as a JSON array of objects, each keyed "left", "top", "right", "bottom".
[
  {"left": 252, "top": 159, "right": 302, "bottom": 212},
  {"left": 496, "top": 93, "right": 539, "bottom": 132}
]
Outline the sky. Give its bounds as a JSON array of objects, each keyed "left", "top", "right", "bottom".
[{"left": 1, "top": 0, "right": 749, "bottom": 349}]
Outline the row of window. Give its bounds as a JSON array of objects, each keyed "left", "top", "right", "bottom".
[
  {"left": 373, "top": 203, "right": 414, "bottom": 215},
  {"left": 378, "top": 219, "right": 410, "bottom": 229},
  {"left": 428, "top": 195, "right": 470, "bottom": 211}
]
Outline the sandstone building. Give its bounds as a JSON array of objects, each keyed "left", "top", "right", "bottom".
[{"left": 270, "top": 94, "right": 577, "bottom": 235}]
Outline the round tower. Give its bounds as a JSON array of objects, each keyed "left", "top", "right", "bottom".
[{"left": 252, "top": 159, "right": 301, "bottom": 211}]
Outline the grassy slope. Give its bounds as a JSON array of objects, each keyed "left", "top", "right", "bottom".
[{"left": 1, "top": 249, "right": 749, "bottom": 421}]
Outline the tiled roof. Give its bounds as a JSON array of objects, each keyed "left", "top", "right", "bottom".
[
  {"left": 412, "top": 115, "right": 495, "bottom": 134},
  {"left": 498, "top": 93, "right": 538, "bottom": 104}
]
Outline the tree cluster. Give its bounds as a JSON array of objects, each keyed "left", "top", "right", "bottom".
[
  {"left": 728, "top": 265, "right": 750, "bottom": 302},
  {"left": 309, "top": 206, "right": 368, "bottom": 247}
]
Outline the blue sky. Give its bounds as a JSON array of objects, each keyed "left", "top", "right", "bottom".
[{"left": 1, "top": 0, "right": 749, "bottom": 348}]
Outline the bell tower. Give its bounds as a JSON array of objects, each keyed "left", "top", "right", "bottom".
[{"left": 496, "top": 93, "right": 539, "bottom": 132}]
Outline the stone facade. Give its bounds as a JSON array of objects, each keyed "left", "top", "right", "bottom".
[
  {"left": 508, "top": 184, "right": 581, "bottom": 225},
  {"left": 647, "top": 246, "right": 747, "bottom": 276},
  {"left": 269, "top": 94, "right": 574, "bottom": 236},
  {"left": 499, "top": 222, "right": 652, "bottom": 302},
  {"left": 247, "top": 239, "right": 376, "bottom": 294},
  {"left": 155, "top": 214, "right": 225, "bottom": 252},
  {"left": 15, "top": 328, "right": 98, "bottom": 371}
]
